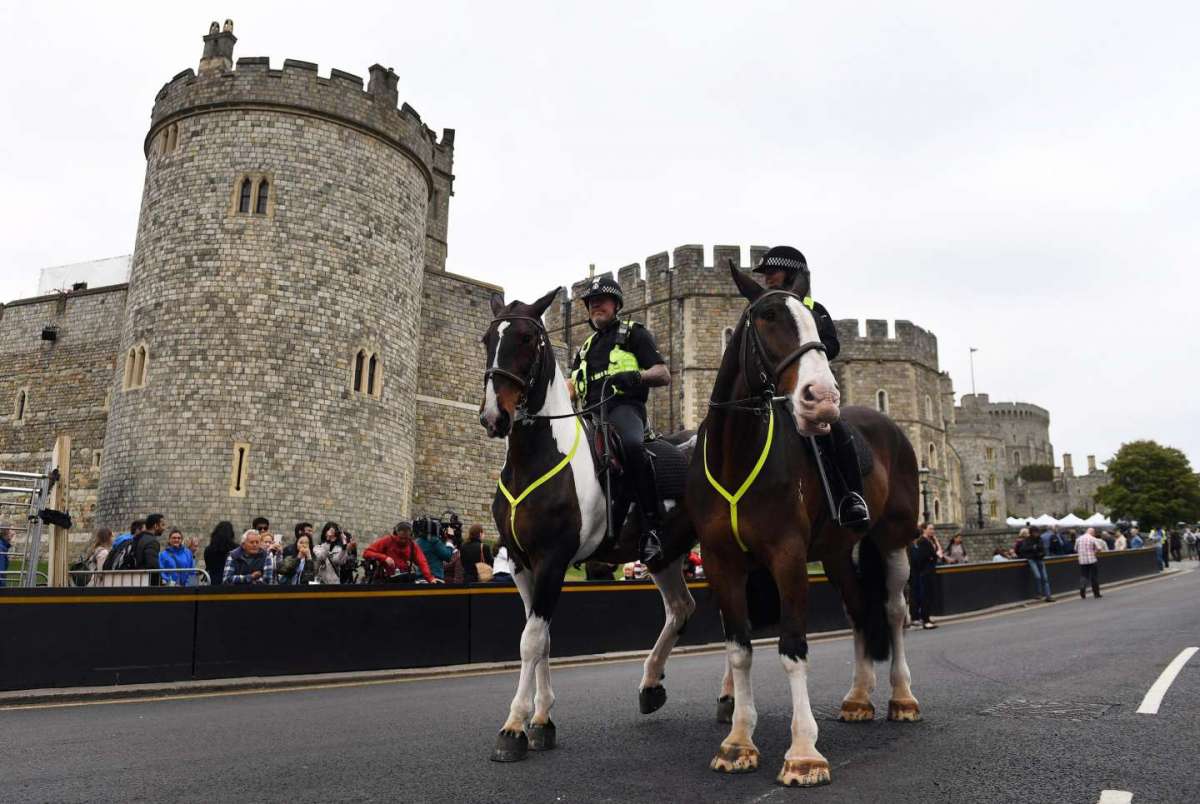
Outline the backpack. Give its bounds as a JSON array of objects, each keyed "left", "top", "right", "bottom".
[{"left": 103, "top": 534, "right": 141, "bottom": 571}]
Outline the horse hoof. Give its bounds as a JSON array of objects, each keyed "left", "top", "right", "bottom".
[
  {"left": 528, "top": 720, "right": 557, "bottom": 751},
  {"left": 777, "top": 758, "right": 831, "bottom": 787},
  {"left": 839, "top": 700, "right": 875, "bottom": 722},
  {"left": 716, "top": 695, "right": 734, "bottom": 723},
  {"left": 887, "top": 699, "right": 922, "bottom": 722},
  {"left": 490, "top": 729, "right": 529, "bottom": 762},
  {"left": 710, "top": 743, "right": 759, "bottom": 774},
  {"left": 639, "top": 685, "right": 667, "bottom": 714}
]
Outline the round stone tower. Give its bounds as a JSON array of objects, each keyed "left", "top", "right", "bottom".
[{"left": 96, "top": 21, "right": 455, "bottom": 540}]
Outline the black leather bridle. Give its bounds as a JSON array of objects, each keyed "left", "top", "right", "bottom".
[
  {"left": 482, "top": 315, "right": 552, "bottom": 422},
  {"left": 712, "top": 289, "right": 827, "bottom": 411}
]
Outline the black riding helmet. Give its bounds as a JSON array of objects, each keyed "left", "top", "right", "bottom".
[
  {"left": 579, "top": 275, "right": 624, "bottom": 313},
  {"left": 753, "top": 245, "right": 809, "bottom": 284}
]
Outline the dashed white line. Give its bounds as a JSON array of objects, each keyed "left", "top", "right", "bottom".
[
  {"left": 1137, "top": 646, "right": 1198, "bottom": 715},
  {"left": 1097, "top": 791, "right": 1132, "bottom": 803}
]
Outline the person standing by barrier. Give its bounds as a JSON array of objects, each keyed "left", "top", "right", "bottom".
[
  {"left": 223, "top": 530, "right": 275, "bottom": 585},
  {"left": 0, "top": 522, "right": 14, "bottom": 587},
  {"left": 415, "top": 522, "right": 455, "bottom": 581},
  {"left": 1129, "top": 529, "right": 1144, "bottom": 549},
  {"left": 1185, "top": 527, "right": 1198, "bottom": 561},
  {"left": 363, "top": 522, "right": 437, "bottom": 584},
  {"left": 313, "top": 522, "right": 349, "bottom": 585},
  {"left": 1113, "top": 530, "right": 1127, "bottom": 551},
  {"left": 160, "top": 528, "right": 196, "bottom": 586},
  {"left": 944, "top": 533, "right": 969, "bottom": 564},
  {"left": 83, "top": 528, "right": 114, "bottom": 587},
  {"left": 134, "top": 514, "right": 166, "bottom": 587},
  {"left": 205, "top": 522, "right": 236, "bottom": 585},
  {"left": 278, "top": 535, "right": 316, "bottom": 584},
  {"left": 910, "top": 524, "right": 940, "bottom": 629},
  {"left": 1075, "top": 527, "right": 1107, "bottom": 598},
  {"left": 1169, "top": 529, "right": 1183, "bottom": 563},
  {"left": 491, "top": 544, "right": 515, "bottom": 583},
  {"left": 1017, "top": 527, "right": 1054, "bottom": 602},
  {"left": 460, "top": 524, "right": 493, "bottom": 583}
]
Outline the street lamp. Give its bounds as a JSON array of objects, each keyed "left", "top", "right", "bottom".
[
  {"left": 973, "top": 474, "right": 986, "bottom": 529},
  {"left": 918, "top": 466, "right": 931, "bottom": 524}
]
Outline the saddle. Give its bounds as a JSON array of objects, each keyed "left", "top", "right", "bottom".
[{"left": 581, "top": 417, "right": 692, "bottom": 500}]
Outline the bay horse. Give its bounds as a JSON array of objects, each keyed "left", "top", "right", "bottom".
[
  {"left": 478, "top": 288, "right": 699, "bottom": 762},
  {"left": 688, "top": 264, "right": 921, "bottom": 787}
]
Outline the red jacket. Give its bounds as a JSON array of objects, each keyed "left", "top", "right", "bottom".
[{"left": 363, "top": 535, "right": 434, "bottom": 582}]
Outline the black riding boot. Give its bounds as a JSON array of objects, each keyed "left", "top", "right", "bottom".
[
  {"left": 825, "top": 421, "right": 870, "bottom": 531},
  {"left": 634, "top": 453, "right": 665, "bottom": 563}
]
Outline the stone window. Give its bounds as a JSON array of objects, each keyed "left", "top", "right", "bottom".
[
  {"left": 928, "top": 443, "right": 936, "bottom": 470},
  {"left": 14, "top": 388, "right": 28, "bottom": 422},
  {"left": 875, "top": 389, "right": 888, "bottom": 414},
  {"left": 933, "top": 499, "right": 941, "bottom": 521},
  {"left": 238, "top": 178, "right": 253, "bottom": 213},
  {"left": 987, "top": 474, "right": 996, "bottom": 491},
  {"left": 229, "top": 442, "right": 250, "bottom": 497},
  {"left": 986, "top": 446, "right": 995, "bottom": 461},
  {"left": 925, "top": 395, "right": 933, "bottom": 421},
  {"left": 255, "top": 178, "right": 270, "bottom": 215},
  {"left": 1012, "top": 450, "right": 1021, "bottom": 467},
  {"left": 91, "top": 450, "right": 102, "bottom": 472},
  {"left": 352, "top": 348, "right": 383, "bottom": 398},
  {"left": 989, "top": 500, "right": 998, "bottom": 518},
  {"left": 123, "top": 344, "right": 149, "bottom": 391},
  {"left": 232, "top": 173, "right": 274, "bottom": 217}
]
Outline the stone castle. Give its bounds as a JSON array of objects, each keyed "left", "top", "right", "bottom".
[{"left": 0, "top": 22, "right": 1105, "bottom": 548}]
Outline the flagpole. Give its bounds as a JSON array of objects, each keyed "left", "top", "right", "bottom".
[{"left": 969, "top": 347, "right": 978, "bottom": 397}]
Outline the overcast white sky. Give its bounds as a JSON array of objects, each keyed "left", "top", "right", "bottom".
[{"left": 2, "top": 1, "right": 1196, "bottom": 469}]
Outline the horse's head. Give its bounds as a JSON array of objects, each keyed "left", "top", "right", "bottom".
[
  {"left": 729, "top": 262, "right": 841, "bottom": 436},
  {"left": 479, "top": 287, "right": 561, "bottom": 438}
]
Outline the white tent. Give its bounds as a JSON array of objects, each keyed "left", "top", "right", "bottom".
[
  {"left": 1005, "top": 517, "right": 1030, "bottom": 528},
  {"left": 1031, "top": 514, "right": 1060, "bottom": 527},
  {"left": 1057, "top": 513, "right": 1087, "bottom": 527},
  {"left": 1084, "top": 512, "right": 1115, "bottom": 529}
]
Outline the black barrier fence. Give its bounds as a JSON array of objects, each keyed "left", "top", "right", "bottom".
[{"left": 0, "top": 548, "right": 1162, "bottom": 692}]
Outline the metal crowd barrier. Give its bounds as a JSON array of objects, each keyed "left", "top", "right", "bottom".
[
  {"left": 65, "top": 567, "right": 212, "bottom": 588},
  {"left": 0, "top": 569, "right": 50, "bottom": 586}
]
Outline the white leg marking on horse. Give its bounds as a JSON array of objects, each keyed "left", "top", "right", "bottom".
[
  {"left": 780, "top": 656, "right": 825, "bottom": 762},
  {"left": 531, "top": 626, "right": 555, "bottom": 726},
  {"left": 720, "top": 655, "right": 734, "bottom": 698},
  {"left": 640, "top": 555, "right": 696, "bottom": 690},
  {"left": 842, "top": 626, "right": 877, "bottom": 710},
  {"left": 725, "top": 641, "right": 757, "bottom": 745},
  {"left": 885, "top": 548, "right": 918, "bottom": 710},
  {"left": 503, "top": 614, "right": 549, "bottom": 733}
]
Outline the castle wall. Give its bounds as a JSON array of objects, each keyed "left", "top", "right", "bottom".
[
  {"left": 411, "top": 270, "right": 508, "bottom": 528},
  {"left": 0, "top": 286, "right": 127, "bottom": 541},
  {"left": 96, "top": 46, "right": 437, "bottom": 542}
]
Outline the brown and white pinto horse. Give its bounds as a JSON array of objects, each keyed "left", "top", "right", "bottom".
[
  {"left": 479, "top": 289, "right": 699, "bottom": 763},
  {"left": 688, "top": 265, "right": 921, "bottom": 787}
]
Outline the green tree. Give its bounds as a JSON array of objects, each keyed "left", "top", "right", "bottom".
[
  {"left": 1018, "top": 464, "right": 1055, "bottom": 482},
  {"left": 1094, "top": 441, "right": 1200, "bottom": 527}
]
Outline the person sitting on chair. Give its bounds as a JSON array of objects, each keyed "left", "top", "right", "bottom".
[
  {"left": 755, "top": 245, "right": 870, "bottom": 530},
  {"left": 567, "top": 275, "right": 672, "bottom": 562}
]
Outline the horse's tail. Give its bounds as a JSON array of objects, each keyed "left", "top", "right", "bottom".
[{"left": 857, "top": 534, "right": 892, "bottom": 662}]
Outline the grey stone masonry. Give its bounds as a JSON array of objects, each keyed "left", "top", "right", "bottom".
[
  {"left": 95, "top": 24, "right": 444, "bottom": 543},
  {"left": 0, "top": 285, "right": 127, "bottom": 542}
]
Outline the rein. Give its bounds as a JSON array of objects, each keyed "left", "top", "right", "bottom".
[{"left": 702, "top": 289, "right": 825, "bottom": 552}]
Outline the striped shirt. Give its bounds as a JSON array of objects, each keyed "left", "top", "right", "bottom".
[{"left": 1075, "top": 533, "right": 1107, "bottom": 565}]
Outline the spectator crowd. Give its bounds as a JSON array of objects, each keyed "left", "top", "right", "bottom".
[{"left": 62, "top": 513, "right": 694, "bottom": 588}]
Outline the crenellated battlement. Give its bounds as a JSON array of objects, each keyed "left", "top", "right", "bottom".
[
  {"left": 548, "top": 244, "right": 772, "bottom": 314},
  {"left": 148, "top": 22, "right": 454, "bottom": 188},
  {"left": 833, "top": 318, "right": 939, "bottom": 371}
]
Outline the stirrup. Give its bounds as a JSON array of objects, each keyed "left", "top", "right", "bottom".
[
  {"left": 837, "top": 492, "right": 870, "bottom": 531},
  {"left": 640, "top": 528, "right": 663, "bottom": 564}
]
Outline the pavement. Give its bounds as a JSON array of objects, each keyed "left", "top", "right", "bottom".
[{"left": 3, "top": 564, "right": 1197, "bottom": 803}]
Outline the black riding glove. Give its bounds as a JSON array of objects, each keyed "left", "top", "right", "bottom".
[{"left": 610, "top": 371, "right": 643, "bottom": 393}]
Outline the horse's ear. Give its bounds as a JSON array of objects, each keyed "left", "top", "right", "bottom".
[
  {"left": 530, "top": 286, "right": 562, "bottom": 319},
  {"left": 728, "top": 259, "right": 763, "bottom": 303},
  {"left": 489, "top": 292, "right": 506, "bottom": 316}
]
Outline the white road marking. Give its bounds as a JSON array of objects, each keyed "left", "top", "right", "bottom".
[
  {"left": 1097, "top": 790, "right": 1132, "bottom": 803},
  {"left": 1136, "top": 646, "right": 1198, "bottom": 714}
]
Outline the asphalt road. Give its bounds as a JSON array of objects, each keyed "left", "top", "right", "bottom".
[{"left": 4, "top": 568, "right": 1198, "bottom": 804}]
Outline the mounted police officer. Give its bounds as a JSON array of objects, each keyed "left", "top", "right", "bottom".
[
  {"left": 567, "top": 275, "right": 672, "bottom": 562},
  {"left": 755, "top": 246, "right": 870, "bottom": 530}
]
